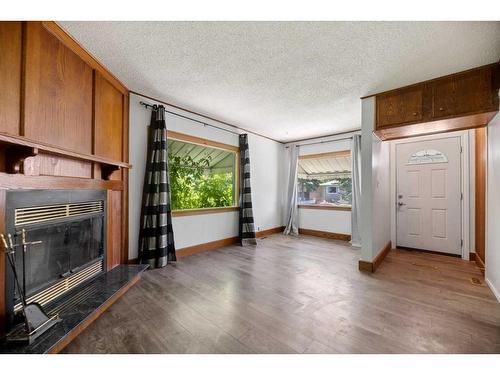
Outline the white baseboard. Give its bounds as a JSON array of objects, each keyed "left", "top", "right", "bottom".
[{"left": 485, "top": 277, "right": 500, "bottom": 303}]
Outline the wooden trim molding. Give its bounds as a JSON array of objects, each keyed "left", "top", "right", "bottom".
[
  {"left": 256, "top": 226, "right": 285, "bottom": 238},
  {"left": 475, "top": 253, "right": 486, "bottom": 274},
  {"left": 0, "top": 132, "right": 132, "bottom": 173},
  {"left": 298, "top": 150, "right": 351, "bottom": 160},
  {"left": 358, "top": 241, "right": 392, "bottom": 273},
  {"left": 47, "top": 272, "right": 142, "bottom": 353},
  {"left": 475, "top": 127, "right": 487, "bottom": 270},
  {"left": 129, "top": 228, "right": 286, "bottom": 263},
  {"left": 469, "top": 252, "right": 485, "bottom": 272},
  {"left": 176, "top": 237, "right": 239, "bottom": 258},
  {"left": 0, "top": 173, "right": 123, "bottom": 191},
  {"left": 298, "top": 228, "right": 351, "bottom": 242},
  {"left": 131, "top": 90, "right": 282, "bottom": 144},
  {"left": 172, "top": 206, "right": 239, "bottom": 217},
  {"left": 167, "top": 130, "right": 239, "bottom": 153},
  {"left": 374, "top": 112, "right": 495, "bottom": 141},
  {"left": 298, "top": 204, "right": 351, "bottom": 212}
]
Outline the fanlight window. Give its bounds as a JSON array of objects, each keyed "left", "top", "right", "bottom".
[{"left": 407, "top": 149, "right": 448, "bottom": 165}]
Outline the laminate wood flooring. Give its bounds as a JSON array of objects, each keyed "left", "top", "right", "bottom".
[{"left": 62, "top": 234, "right": 500, "bottom": 354}]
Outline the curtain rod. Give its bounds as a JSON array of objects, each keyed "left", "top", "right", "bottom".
[
  {"left": 140, "top": 101, "right": 241, "bottom": 136},
  {"left": 285, "top": 135, "right": 354, "bottom": 148}
]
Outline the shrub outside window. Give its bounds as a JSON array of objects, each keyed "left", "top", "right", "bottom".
[{"left": 167, "top": 134, "right": 238, "bottom": 211}]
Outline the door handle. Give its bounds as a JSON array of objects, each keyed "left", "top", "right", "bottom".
[{"left": 397, "top": 202, "right": 406, "bottom": 206}]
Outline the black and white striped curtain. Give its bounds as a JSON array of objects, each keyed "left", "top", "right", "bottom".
[
  {"left": 139, "top": 105, "right": 176, "bottom": 268},
  {"left": 239, "top": 134, "right": 257, "bottom": 245}
]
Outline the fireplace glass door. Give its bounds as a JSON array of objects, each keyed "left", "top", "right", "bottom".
[{"left": 14, "top": 216, "right": 104, "bottom": 303}]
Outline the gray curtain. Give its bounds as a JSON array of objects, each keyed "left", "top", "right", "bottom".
[
  {"left": 138, "top": 105, "right": 176, "bottom": 268},
  {"left": 283, "top": 145, "right": 299, "bottom": 235},
  {"left": 239, "top": 134, "right": 257, "bottom": 245},
  {"left": 350, "top": 134, "right": 362, "bottom": 247}
]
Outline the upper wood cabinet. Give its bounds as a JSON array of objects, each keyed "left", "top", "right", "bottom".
[
  {"left": 376, "top": 85, "right": 424, "bottom": 127},
  {"left": 0, "top": 22, "right": 22, "bottom": 136},
  {"left": 374, "top": 63, "right": 499, "bottom": 139},
  {"left": 24, "top": 22, "right": 93, "bottom": 154},
  {"left": 431, "top": 68, "right": 495, "bottom": 119}
]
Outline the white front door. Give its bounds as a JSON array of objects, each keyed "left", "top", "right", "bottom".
[{"left": 396, "top": 137, "right": 462, "bottom": 255}]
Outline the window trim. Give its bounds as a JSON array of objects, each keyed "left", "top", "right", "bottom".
[
  {"left": 167, "top": 130, "right": 240, "bottom": 216},
  {"left": 298, "top": 150, "right": 351, "bottom": 160},
  {"left": 298, "top": 204, "right": 351, "bottom": 212},
  {"left": 298, "top": 149, "right": 352, "bottom": 208}
]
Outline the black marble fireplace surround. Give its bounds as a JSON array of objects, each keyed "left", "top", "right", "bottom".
[
  {"left": 1, "top": 189, "right": 149, "bottom": 354},
  {"left": 4, "top": 189, "right": 107, "bottom": 331}
]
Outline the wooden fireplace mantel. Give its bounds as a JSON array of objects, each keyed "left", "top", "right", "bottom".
[{"left": 0, "top": 132, "right": 132, "bottom": 180}]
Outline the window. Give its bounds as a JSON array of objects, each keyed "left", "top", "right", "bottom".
[
  {"left": 167, "top": 132, "right": 238, "bottom": 213},
  {"left": 407, "top": 149, "right": 448, "bottom": 165},
  {"left": 297, "top": 150, "right": 352, "bottom": 209}
]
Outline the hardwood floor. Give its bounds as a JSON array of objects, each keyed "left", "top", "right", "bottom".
[{"left": 62, "top": 234, "right": 500, "bottom": 354}]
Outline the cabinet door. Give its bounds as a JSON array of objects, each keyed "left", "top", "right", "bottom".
[
  {"left": 376, "top": 86, "right": 423, "bottom": 128},
  {"left": 432, "top": 68, "right": 493, "bottom": 119},
  {"left": 24, "top": 22, "right": 93, "bottom": 153}
]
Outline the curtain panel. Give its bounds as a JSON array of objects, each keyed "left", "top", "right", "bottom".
[
  {"left": 139, "top": 105, "right": 176, "bottom": 268},
  {"left": 350, "top": 134, "right": 362, "bottom": 247},
  {"left": 239, "top": 134, "right": 257, "bottom": 245},
  {"left": 283, "top": 145, "right": 299, "bottom": 235}
]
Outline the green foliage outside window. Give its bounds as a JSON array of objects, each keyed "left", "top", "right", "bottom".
[
  {"left": 297, "top": 178, "right": 321, "bottom": 193},
  {"left": 169, "top": 153, "right": 234, "bottom": 210}
]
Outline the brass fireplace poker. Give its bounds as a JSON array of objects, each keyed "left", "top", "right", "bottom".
[{"left": 1, "top": 230, "right": 61, "bottom": 345}]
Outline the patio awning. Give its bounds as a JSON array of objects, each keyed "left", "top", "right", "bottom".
[{"left": 298, "top": 151, "right": 351, "bottom": 179}]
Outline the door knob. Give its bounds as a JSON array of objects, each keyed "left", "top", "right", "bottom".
[{"left": 398, "top": 202, "right": 406, "bottom": 206}]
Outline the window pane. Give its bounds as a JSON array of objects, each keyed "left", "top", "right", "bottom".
[
  {"left": 168, "top": 139, "right": 236, "bottom": 210},
  {"left": 297, "top": 152, "right": 352, "bottom": 207}
]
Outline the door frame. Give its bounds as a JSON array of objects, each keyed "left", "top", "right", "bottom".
[{"left": 389, "top": 130, "right": 471, "bottom": 260}]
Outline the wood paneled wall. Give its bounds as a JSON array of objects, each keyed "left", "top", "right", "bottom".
[
  {"left": 24, "top": 22, "right": 94, "bottom": 153},
  {"left": 0, "top": 22, "right": 22, "bottom": 135},
  {"left": 0, "top": 21, "right": 129, "bottom": 334}
]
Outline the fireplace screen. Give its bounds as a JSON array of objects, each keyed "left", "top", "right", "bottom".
[
  {"left": 4, "top": 189, "right": 107, "bottom": 323},
  {"left": 14, "top": 216, "right": 104, "bottom": 304}
]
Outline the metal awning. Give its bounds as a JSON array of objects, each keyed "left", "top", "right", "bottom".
[
  {"left": 168, "top": 139, "right": 235, "bottom": 171},
  {"left": 298, "top": 153, "right": 351, "bottom": 179}
]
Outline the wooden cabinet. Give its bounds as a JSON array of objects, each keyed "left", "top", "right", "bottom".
[
  {"left": 376, "top": 85, "right": 424, "bottom": 127},
  {"left": 374, "top": 63, "right": 499, "bottom": 140},
  {"left": 23, "top": 22, "right": 93, "bottom": 154},
  {"left": 0, "top": 22, "right": 22, "bottom": 136},
  {"left": 432, "top": 68, "right": 494, "bottom": 119}
]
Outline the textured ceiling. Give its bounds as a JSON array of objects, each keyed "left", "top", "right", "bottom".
[{"left": 59, "top": 21, "right": 500, "bottom": 142}]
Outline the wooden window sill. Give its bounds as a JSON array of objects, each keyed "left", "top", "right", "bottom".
[
  {"left": 172, "top": 206, "right": 239, "bottom": 217},
  {"left": 298, "top": 204, "right": 352, "bottom": 212}
]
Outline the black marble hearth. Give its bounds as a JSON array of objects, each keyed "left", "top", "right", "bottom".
[{"left": 0, "top": 264, "right": 148, "bottom": 354}]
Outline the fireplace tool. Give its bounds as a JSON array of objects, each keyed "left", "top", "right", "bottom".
[{"left": 1, "top": 230, "right": 61, "bottom": 345}]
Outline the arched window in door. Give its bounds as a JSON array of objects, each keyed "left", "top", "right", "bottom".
[{"left": 407, "top": 149, "right": 448, "bottom": 165}]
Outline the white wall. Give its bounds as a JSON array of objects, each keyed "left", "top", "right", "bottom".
[
  {"left": 486, "top": 112, "right": 500, "bottom": 302},
  {"left": 298, "top": 209, "right": 351, "bottom": 234},
  {"left": 129, "top": 93, "right": 284, "bottom": 260},
  {"left": 361, "top": 97, "right": 391, "bottom": 262},
  {"left": 294, "top": 138, "right": 352, "bottom": 235}
]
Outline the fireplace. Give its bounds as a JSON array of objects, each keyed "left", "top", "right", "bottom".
[{"left": 4, "top": 189, "right": 106, "bottom": 328}]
